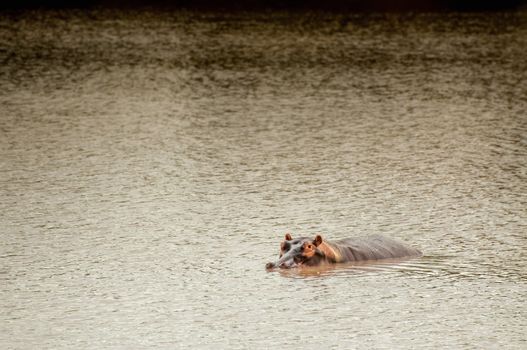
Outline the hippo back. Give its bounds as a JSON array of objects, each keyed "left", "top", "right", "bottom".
[{"left": 331, "top": 235, "right": 422, "bottom": 262}]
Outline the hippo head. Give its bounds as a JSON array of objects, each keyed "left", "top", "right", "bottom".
[{"left": 266, "top": 233, "right": 324, "bottom": 269}]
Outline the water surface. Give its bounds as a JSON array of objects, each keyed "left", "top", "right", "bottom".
[{"left": 1, "top": 10, "right": 526, "bottom": 349}]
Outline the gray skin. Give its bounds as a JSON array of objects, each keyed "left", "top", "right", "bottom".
[
  {"left": 265, "top": 237, "right": 311, "bottom": 269},
  {"left": 266, "top": 235, "right": 422, "bottom": 269}
]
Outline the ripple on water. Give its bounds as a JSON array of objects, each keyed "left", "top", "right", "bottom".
[{"left": 1, "top": 9, "right": 526, "bottom": 350}]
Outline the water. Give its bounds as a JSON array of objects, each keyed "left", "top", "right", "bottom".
[{"left": 1, "top": 9, "right": 526, "bottom": 349}]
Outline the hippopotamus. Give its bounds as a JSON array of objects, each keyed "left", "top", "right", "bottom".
[{"left": 266, "top": 233, "right": 422, "bottom": 269}]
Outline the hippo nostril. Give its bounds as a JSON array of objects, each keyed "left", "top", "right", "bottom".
[{"left": 266, "top": 262, "right": 275, "bottom": 270}]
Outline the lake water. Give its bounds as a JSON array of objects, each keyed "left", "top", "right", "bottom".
[{"left": 1, "top": 9, "right": 526, "bottom": 349}]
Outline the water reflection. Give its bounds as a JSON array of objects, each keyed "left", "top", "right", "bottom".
[
  {"left": 275, "top": 257, "right": 424, "bottom": 278},
  {"left": 274, "top": 253, "right": 527, "bottom": 285}
]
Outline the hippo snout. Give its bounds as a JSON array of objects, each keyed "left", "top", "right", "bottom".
[
  {"left": 267, "top": 245, "right": 303, "bottom": 270},
  {"left": 265, "top": 262, "right": 275, "bottom": 270},
  {"left": 266, "top": 259, "right": 298, "bottom": 270}
]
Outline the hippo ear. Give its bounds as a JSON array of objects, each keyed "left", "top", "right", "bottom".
[
  {"left": 285, "top": 233, "right": 293, "bottom": 241},
  {"left": 314, "top": 235, "right": 323, "bottom": 246}
]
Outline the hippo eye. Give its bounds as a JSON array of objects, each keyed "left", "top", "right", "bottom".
[{"left": 307, "top": 244, "right": 312, "bottom": 249}]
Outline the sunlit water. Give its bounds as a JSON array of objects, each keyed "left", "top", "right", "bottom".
[{"left": 1, "top": 9, "right": 526, "bottom": 349}]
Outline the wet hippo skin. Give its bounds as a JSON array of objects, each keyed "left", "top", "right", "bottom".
[{"left": 266, "top": 233, "right": 422, "bottom": 269}]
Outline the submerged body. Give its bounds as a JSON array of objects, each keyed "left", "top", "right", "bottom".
[{"left": 266, "top": 233, "right": 422, "bottom": 269}]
